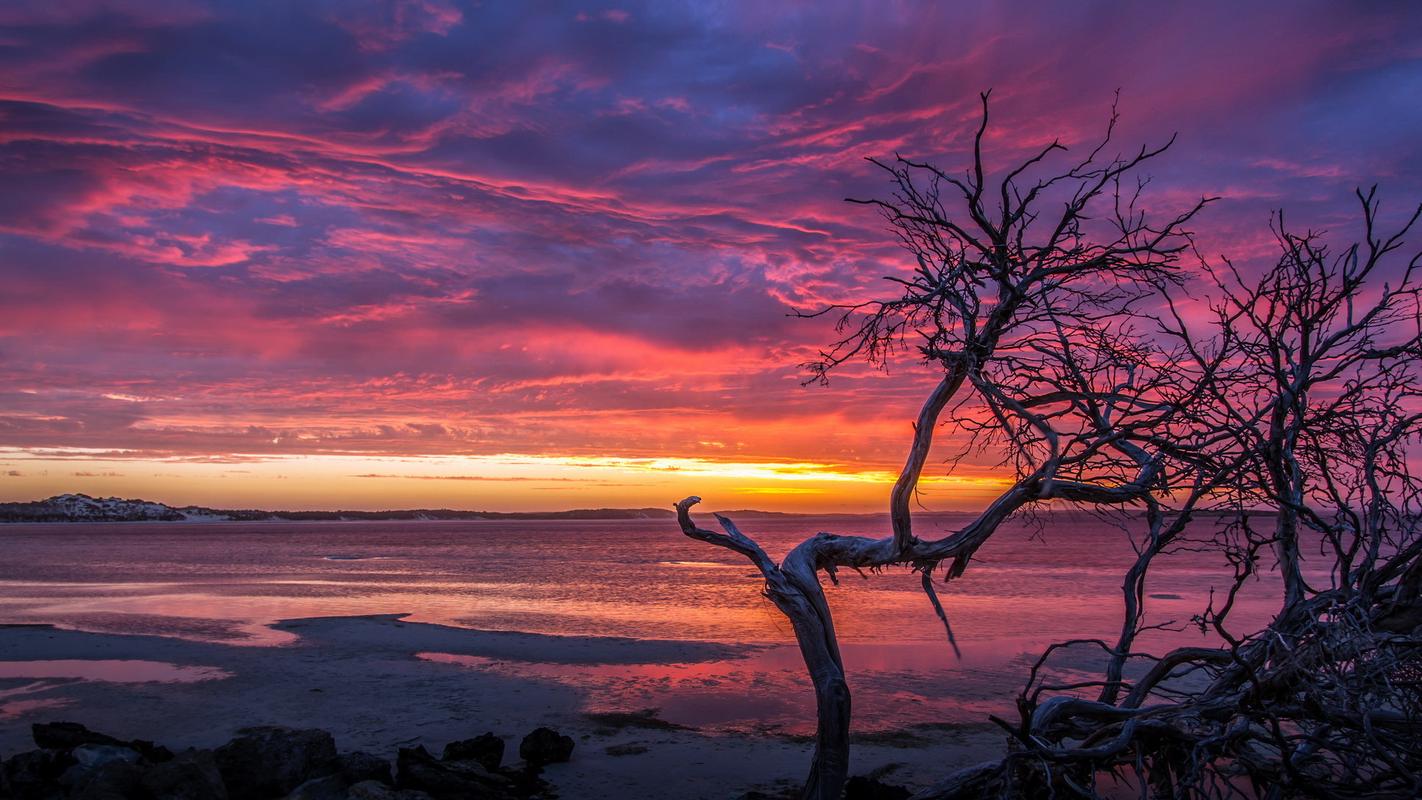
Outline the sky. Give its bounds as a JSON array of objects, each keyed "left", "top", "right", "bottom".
[{"left": 1, "top": 1, "right": 1420, "bottom": 512}]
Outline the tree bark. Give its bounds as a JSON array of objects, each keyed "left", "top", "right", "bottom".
[{"left": 674, "top": 499, "right": 853, "bottom": 800}]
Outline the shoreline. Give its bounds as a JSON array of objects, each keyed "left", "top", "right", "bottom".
[
  {"left": 0, "top": 492, "right": 1039, "bottom": 524},
  {"left": 1, "top": 615, "right": 1006, "bottom": 798},
  {"left": 0, "top": 515, "right": 864, "bottom": 526}
]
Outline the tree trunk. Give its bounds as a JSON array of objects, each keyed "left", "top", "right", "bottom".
[{"left": 803, "top": 668, "right": 850, "bottom": 800}]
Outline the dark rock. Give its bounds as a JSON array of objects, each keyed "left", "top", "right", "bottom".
[
  {"left": 72, "top": 744, "right": 141, "bottom": 771},
  {"left": 283, "top": 773, "right": 349, "bottom": 800},
  {"left": 59, "top": 745, "right": 143, "bottom": 797},
  {"left": 396, "top": 746, "right": 516, "bottom": 799},
  {"left": 844, "top": 775, "right": 912, "bottom": 800},
  {"left": 142, "top": 749, "right": 228, "bottom": 800},
  {"left": 517, "top": 727, "right": 574, "bottom": 767},
  {"left": 32, "top": 721, "right": 124, "bottom": 751},
  {"left": 214, "top": 726, "right": 337, "bottom": 800},
  {"left": 348, "top": 780, "right": 435, "bottom": 799},
  {"left": 30, "top": 721, "right": 172, "bottom": 763},
  {"left": 128, "top": 739, "right": 176, "bottom": 763},
  {"left": 440, "top": 733, "right": 504, "bottom": 771},
  {"left": 64, "top": 760, "right": 145, "bottom": 800},
  {"left": 603, "top": 743, "right": 648, "bottom": 756},
  {"left": 338, "top": 751, "right": 393, "bottom": 785},
  {"left": 3, "top": 749, "right": 72, "bottom": 799}
]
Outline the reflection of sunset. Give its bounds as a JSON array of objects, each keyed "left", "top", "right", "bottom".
[{"left": 0, "top": 515, "right": 1295, "bottom": 737}]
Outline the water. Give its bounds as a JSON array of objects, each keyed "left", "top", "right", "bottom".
[
  {"left": 0, "top": 511, "right": 1293, "bottom": 734},
  {"left": 0, "top": 659, "right": 230, "bottom": 682}
]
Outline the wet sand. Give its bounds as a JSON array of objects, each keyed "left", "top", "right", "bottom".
[{"left": 0, "top": 615, "right": 1005, "bottom": 798}]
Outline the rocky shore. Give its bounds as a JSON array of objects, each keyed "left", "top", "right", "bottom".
[
  {"left": 2, "top": 721, "right": 579, "bottom": 799},
  {"left": 1, "top": 721, "right": 925, "bottom": 800}
]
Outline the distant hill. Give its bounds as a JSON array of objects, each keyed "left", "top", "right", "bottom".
[
  {"left": 0, "top": 493, "right": 681, "bottom": 523},
  {"left": 0, "top": 493, "right": 197, "bottom": 522}
]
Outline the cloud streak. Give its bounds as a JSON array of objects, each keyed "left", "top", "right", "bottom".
[{"left": 1, "top": 0, "right": 1420, "bottom": 508}]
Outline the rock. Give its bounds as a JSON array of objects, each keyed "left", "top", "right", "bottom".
[
  {"left": 58, "top": 745, "right": 143, "bottom": 797},
  {"left": 338, "top": 751, "right": 393, "bottom": 785},
  {"left": 64, "top": 760, "right": 145, "bottom": 799},
  {"left": 283, "top": 773, "right": 349, "bottom": 800},
  {"left": 142, "top": 749, "right": 228, "bottom": 800},
  {"left": 214, "top": 726, "right": 337, "bottom": 799},
  {"left": 30, "top": 721, "right": 172, "bottom": 763},
  {"left": 32, "top": 721, "right": 124, "bottom": 750},
  {"left": 517, "top": 727, "right": 574, "bottom": 767},
  {"left": 348, "top": 780, "right": 435, "bottom": 800},
  {"left": 844, "top": 775, "right": 912, "bottom": 800},
  {"left": 2, "top": 749, "right": 71, "bottom": 799},
  {"left": 72, "top": 744, "right": 142, "bottom": 770},
  {"left": 441, "top": 733, "right": 504, "bottom": 771},
  {"left": 128, "top": 738, "right": 176, "bottom": 763},
  {"left": 396, "top": 746, "right": 516, "bottom": 799},
  {"left": 603, "top": 743, "right": 648, "bottom": 756}
]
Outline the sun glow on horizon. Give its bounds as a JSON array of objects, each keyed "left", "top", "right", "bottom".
[{"left": 0, "top": 448, "right": 1014, "bottom": 513}]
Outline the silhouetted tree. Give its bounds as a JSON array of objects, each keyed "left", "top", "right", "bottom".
[
  {"left": 919, "top": 190, "right": 1422, "bottom": 799},
  {"left": 677, "top": 92, "right": 1214, "bottom": 799},
  {"left": 678, "top": 94, "right": 1422, "bottom": 799}
]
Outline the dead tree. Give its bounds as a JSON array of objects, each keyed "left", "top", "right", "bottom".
[
  {"left": 915, "top": 191, "right": 1422, "bottom": 799},
  {"left": 675, "top": 93, "right": 1214, "bottom": 800}
]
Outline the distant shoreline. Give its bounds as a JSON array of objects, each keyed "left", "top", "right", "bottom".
[
  {"left": 0, "top": 492, "right": 832, "bottom": 524},
  {"left": 0, "top": 492, "right": 1267, "bottom": 524},
  {"left": 0, "top": 512, "right": 843, "bottom": 525}
]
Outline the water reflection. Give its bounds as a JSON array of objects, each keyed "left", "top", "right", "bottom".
[
  {"left": 419, "top": 636, "right": 1126, "bottom": 736},
  {"left": 0, "top": 659, "right": 232, "bottom": 682},
  {"left": 0, "top": 514, "right": 1297, "bottom": 650},
  {"left": 0, "top": 659, "right": 230, "bottom": 720},
  {"left": 0, "top": 514, "right": 1310, "bottom": 731}
]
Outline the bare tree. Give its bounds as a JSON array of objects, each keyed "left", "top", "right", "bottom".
[
  {"left": 678, "top": 92, "right": 1422, "bottom": 798},
  {"left": 916, "top": 191, "right": 1422, "bottom": 798},
  {"left": 675, "top": 93, "right": 1215, "bottom": 799}
]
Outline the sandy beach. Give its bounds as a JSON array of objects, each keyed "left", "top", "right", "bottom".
[{"left": 0, "top": 615, "right": 1005, "bottom": 798}]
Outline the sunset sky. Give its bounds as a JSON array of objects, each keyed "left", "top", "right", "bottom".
[{"left": 2, "top": 1, "right": 1421, "bottom": 511}]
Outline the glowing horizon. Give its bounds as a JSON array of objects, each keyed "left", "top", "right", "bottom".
[
  {"left": 2, "top": 2, "right": 1420, "bottom": 512},
  {"left": 0, "top": 448, "right": 1016, "bottom": 512}
]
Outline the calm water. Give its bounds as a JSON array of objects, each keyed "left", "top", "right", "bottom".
[{"left": 0, "top": 512, "right": 1294, "bottom": 733}]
